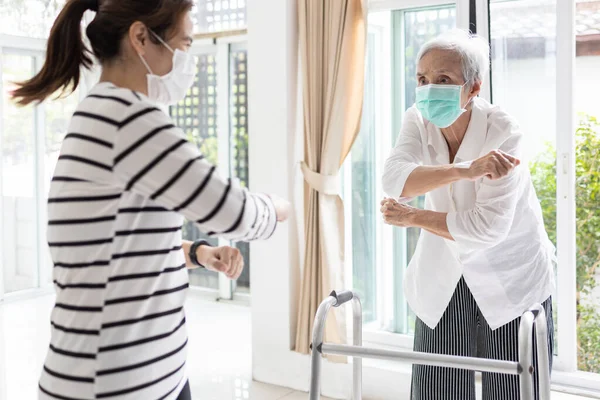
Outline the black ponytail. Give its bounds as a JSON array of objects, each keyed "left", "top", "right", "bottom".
[{"left": 11, "top": 0, "right": 95, "bottom": 106}]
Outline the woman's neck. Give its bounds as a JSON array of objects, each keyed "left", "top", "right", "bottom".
[
  {"left": 440, "top": 106, "right": 473, "bottom": 162},
  {"left": 99, "top": 61, "right": 149, "bottom": 96}
]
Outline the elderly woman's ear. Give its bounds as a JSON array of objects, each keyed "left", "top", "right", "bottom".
[{"left": 465, "top": 80, "right": 482, "bottom": 105}]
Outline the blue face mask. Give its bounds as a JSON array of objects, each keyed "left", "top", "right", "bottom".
[{"left": 415, "top": 84, "right": 468, "bottom": 128}]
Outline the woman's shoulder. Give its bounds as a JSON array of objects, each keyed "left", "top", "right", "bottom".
[
  {"left": 402, "top": 104, "right": 428, "bottom": 132},
  {"left": 87, "top": 83, "right": 163, "bottom": 109},
  {"left": 405, "top": 104, "right": 423, "bottom": 122},
  {"left": 476, "top": 98, "right": 520, "bottom": 132},
  {"left": 474, "top": 98, "right": 520, "bottom": 137},
  {"left": 476, "top": 98, "right": 524, "bottom": 150},
  {"left": 81, "top": 82, "right": 172, "bottom": 126}
]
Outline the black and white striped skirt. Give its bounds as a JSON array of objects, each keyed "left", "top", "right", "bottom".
[{"left": 411, "top": 277, "right": 554, "bottom": 400}]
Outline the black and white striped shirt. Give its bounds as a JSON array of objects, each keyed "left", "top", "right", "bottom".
[{"left": 39, "top": 82, "right": 277, "bottom": 400}]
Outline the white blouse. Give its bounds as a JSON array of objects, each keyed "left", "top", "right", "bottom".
[{"left": 382, "top": 97, "right": 555, "bottom": 330}]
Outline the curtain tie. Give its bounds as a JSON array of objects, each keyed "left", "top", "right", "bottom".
[{"left": 300, "top": 162, "right": 340, "bottom": 196}]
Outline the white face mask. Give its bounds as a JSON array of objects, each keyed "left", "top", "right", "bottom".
[{"left": 138, "top": 30, "right": 196, "bottom": 106}]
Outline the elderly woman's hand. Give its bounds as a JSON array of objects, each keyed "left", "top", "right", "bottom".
[
  {"left": 380, "top": 198, "right": 418, "bottom": 228},
  {"left": 464, "top": 150, "right": 521, "bottom": 181}
]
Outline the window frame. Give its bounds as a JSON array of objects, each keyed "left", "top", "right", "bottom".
[
  {"left": 183, "top": 35, "right": 251, "bottom": 302},
  {"left": 478, "top": 0, "right": 579, "bottom": 380},
  {"left": 357, "top": 0, "right": 467, "bottom": 348},
  {"left": 553, "top": 0, "right": 577, "bottom": 377},
  {"left": 0, "top": 35, "right": 48, "bottom": 301},
  {"left": 0, "top": 34, "right": 95, "bottom": 301},
  {"left": 343, "top": 15, "right": 393, "bottom": 329}
]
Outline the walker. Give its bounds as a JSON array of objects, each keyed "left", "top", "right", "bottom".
[{"left": 308, "top": 290, "right": 551, "bottom": 400}]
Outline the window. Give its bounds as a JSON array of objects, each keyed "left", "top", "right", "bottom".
[
  {"left": 169, "top": 41, "right": 251, "bottom": 295},
  {"left": 488, "top": 0, "right": 559, "bottom": 356},
  {"left": 229, "top": 47, "right": 250, "bottom": 291},
  {"left": 349, "top": 30, "right": 378, "bottom": 323},
  {"left": 392, "top": 5, "right": 456, "bottom": 335},
  {"left": 194, "top": 0, "right": 247, "bottom": 34},
  {"left": 0, "top": 0, "right": 249, "bottom": 38},
  {"left": 347, "top": 4, "right": 456, "bottom": 335},
  {"left": 1, "top": 53, "right": 38, "bottom": 294},
  {"left": 0, "top": 0, "right": 66, "bottom": 38},
  {"left": 0, "top": 41, "right": 80, "bottom": 297},
  {"left": 490, "top": 0, "right": 600, "bottom": 376},
  {"left": 573, "top": 0, "right": 600, "bottom": 374},
  {"left": 171, "top": 50, "right": 221, "bottom": 290}
]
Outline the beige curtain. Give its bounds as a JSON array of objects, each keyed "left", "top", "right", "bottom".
[{"left": 294, "top": 0, "right": 367, "bottom": 357}]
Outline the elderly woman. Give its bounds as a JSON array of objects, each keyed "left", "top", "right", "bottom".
[{"left": 381, "top": 30, "right": 555, "bottom": 399}]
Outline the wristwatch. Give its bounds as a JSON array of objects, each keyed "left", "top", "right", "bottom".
[{"left": 189, "top": 240, "right": 211, "bottom": 268}]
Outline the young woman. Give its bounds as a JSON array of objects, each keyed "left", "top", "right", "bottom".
[{"left": 12, "top": 0, "right": 291, "bottom": 399}]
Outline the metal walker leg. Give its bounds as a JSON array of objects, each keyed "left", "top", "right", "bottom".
[
  {"left": 308, "top": 291, "right": 551, "bottom": 400},
  {"left": 309, "top": 291, "right": 362, "bottom": 400}
]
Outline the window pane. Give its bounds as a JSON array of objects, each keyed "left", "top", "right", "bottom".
[
  {"left": 194, "top": 0, "right": 247, "bottom": 34},
  {"left": 354, "top": 6, "right": 456, "bottom": 332},
  {"left": 0, "top": 0, "right": 66, "bottom": 38},
  {"left": 390, "top": 6, "right": 456, "bottom": 334},
  {"left": 230, "top": 47, "right": 250, "bottom": 292},
  {"left": 2, "top": 53, "right": 38, "bottom": 293},
  {"left": 351, "top": 31, "right": 378, "bottom": 323},
  {"left": 489, "top": 0, "right": 558, "bottom": 352},
  {"left": 574, "top": 0, "right": 600, "bottom": 373},
  {"left": 170, "top": 53, "right": 220, "bottom": 289}
]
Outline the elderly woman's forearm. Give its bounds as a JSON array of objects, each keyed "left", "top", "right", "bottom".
[
  {"left": 402, "top": 165, "right": 465, "bottom": 198},
  {"left": 410, "top": 209, "right": 455, "bottom": 241}
]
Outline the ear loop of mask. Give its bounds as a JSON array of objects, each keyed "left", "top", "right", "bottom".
[
  {"left": 138, "top": 53, "right": 154, "bottom": 75},
  {"left": 461, "top": 81, "right": 477, "bottom": 110},
  {"left": 148, "top": 29, "right": 175, "bottom": 53},
  {"left": 444, "top": 82, "right": 470, "bottom": 146},
  {"left": 138, "top": 29, "right": 175, "bottom": 75}
]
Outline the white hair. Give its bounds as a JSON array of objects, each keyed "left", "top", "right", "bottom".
[{"left": 416, "top": 29, "right": 490, "bottom": 87}]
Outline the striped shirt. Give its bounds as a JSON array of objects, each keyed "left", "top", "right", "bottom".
[{"left": 39, "top": 82, "right": 277, "bottom": 400}]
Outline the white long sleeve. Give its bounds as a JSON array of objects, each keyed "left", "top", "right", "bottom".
[
  {"left": 113, "top": 102, "right": 277, "bottom": 242},
  {"left": 382, "top": 108, "right": 424, "bottom": 199},
  {"left": 446, "top": 125, "right": 524, "bottom": 251}
]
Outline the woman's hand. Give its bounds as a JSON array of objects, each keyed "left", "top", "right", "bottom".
[
  {"left": 380, "top": 198, "right": 419, "bottom": 228},
  {"left": 464, "top": 150, "right": 520, "bottom": 181},
  {"left": 196, "top": 245, "right": 244, "bottom": 280}
]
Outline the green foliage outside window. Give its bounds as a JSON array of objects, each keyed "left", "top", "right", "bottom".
[{"left": 530, "top": 114, "right": 600, "bottom": 372}]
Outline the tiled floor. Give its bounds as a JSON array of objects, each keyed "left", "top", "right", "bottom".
[{"left": 0, "top": 292, "right": 592, "bottom": 400}]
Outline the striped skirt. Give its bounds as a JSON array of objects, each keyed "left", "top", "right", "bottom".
[{"left": 411, "top": 277, "right": 554, "bottom": 400}]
